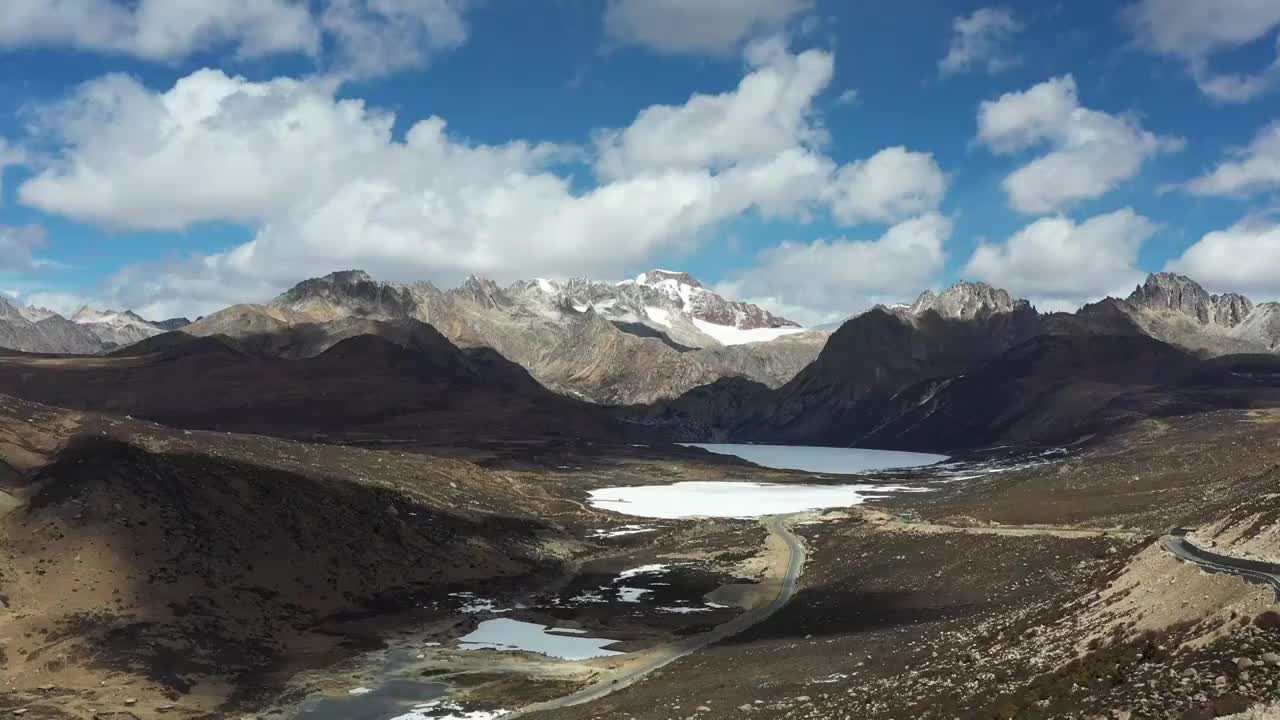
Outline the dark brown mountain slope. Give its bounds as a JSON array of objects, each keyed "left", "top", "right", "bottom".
[
  {"left": 0, "top": 320, "right": 644, "bottom": 446},
  {"left": 655, "top": 299, "right": 1045, "bottom": 446},
  {"left": 856, "top": 332, "right": 1208, "bottom": 451}
]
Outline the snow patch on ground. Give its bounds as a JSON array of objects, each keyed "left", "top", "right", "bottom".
[
  {"left": 644, "top": 306, "right": 672, "bottom": 327},
  {"left": 570, "top": 589, "right": 605, "bottom": 604},
  {"left": 617, "top": 586, "right": 651, "bottom": 603},
  {"left": 588, "top": 481, "right": 921, "bottom": 519},
  {"left": 449, "top": 593, "right": 509, "bottom": 614},
  {"left": 391, "top": 699, "right": 509, "bottom": 719},
  {"left": 691, "top": 318, "right": 806, "bottom": 346},
  {"left": 617, "top": 564, "right": 668, "bottom": 580},
  {"left": 588, "top": 525, "right": 656, "bottom": 538}
]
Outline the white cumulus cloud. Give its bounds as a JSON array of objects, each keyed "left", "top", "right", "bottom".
[
  {"left": 0, "top": 0, "right": 468, "bottom": 80},
  {"left": 964, "top": 208, "right": 1157, "bottom": 310},
  {"left": 604, "top": 0, "right": 810, "bottom": 56},
  {"left": 1166, "top": 219, "right": 1280, "bottom": 297},
  {"left": 0, "top": 139, "right": 26, "bottom": 200},
  {"left": 939, "top": 6, "right": 1022, "bottom": 76},
  {"left": 822, "top": 147, "right": 947, "bottom": 225},
  {"left": 1127, "top": 0, "right": 1280, "bottom": 103},
  {"left": 595, "top": 38, "right": 833, "bottom": 180},
  {"left": 0, "top": 224, "right": 51, "bottom": 272},
  {"left": 716, "top": 213, "right": 953, "bottom": 325},
  {"left": 976, "top": 75, "right": 1181, "bottom": 214},
  {"left": 16, "top": 42, "right": 946, "bottom": 320},
  {"left": 1185, "top": 121, "right": 1280, "bottom": 197},
  {"left": 0, "top": 0, "right": 319, "bottom": 61},
  {"left": 320, "top": 0, "right": 470, "bottom": 80}
]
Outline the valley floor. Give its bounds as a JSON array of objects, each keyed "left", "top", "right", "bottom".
[{"left": 1, "top": 401, "right": 1279, "bottom": 719}]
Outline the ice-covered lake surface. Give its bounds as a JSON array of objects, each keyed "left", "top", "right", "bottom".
[
  {"left": 588, "top": 480, "right": 921, "bottom": 519},
  {"left": 682, "top": 443, "right": 948, "bottom": 474},
  {"left": 458, "top": 618, "right": 622, "bottom": 660},
  {"left": 296, "top": 676, "right": 447, "bottom": 719}
]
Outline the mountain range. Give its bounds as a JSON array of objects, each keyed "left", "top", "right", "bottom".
[
  {"left": 179, "top": 269, "right": 828, "bottom": 404},
  {"left": 0, "top": 294, "right": 189, "bottom": 354},
  {"left": 5, "top": 269, "right": 1280, "bottom": 452}
]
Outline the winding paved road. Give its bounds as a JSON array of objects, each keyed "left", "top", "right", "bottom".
[
  {"left": 1161, "top": 534, "right": 1280, "bottom": 601},
  {"left": 510, "top": 514, "right": 807, "bottom": 717}
]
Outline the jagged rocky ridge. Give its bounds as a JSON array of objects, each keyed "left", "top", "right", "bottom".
[
  {"left": 1108, "top": 272, "right": 1280, "bottom": 354},
  {"left": 0, "top": 297, "right": 182, "bottom": 353},
  {"left": 184, "top": 270, "right": 828, "bottom": 405}
]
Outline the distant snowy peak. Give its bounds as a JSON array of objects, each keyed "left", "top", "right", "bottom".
[
  {"left": 17, "top": 304, "right": 58, "bottom": 323},
  {"left": 632, "top": 269, "right": 703, "bottom": 289},
  {"left": 512, "top": 270, "right": 804, "bottom": 346},
  {"left": 70, "top": 306, "right": 164, "bottom": 346},
  {"left": 72, "top": 306, "right": 149, "bottom": 327},
  {"left": 626, "top": 269, "right": 800, "bottom": 331}
]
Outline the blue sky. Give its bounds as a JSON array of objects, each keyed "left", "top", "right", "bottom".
[{"left": 1, "top": 0, "right": 1279, "bottom": 324}]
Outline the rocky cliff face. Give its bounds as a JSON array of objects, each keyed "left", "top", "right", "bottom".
[
  {"left": 1116, "top": 273, "right": 1280, "bottom": 355},
  {"left": 271, "top": 269, "right": 420, "bottom": 320},
  {"left": 906, "top": 281, "right": 1030, "bottom": 320},
  {"left": 1127, "top": 272, "right": 1253, "bottom": 328}
]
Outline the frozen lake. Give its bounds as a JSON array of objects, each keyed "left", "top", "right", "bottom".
[
  {"left": 588, "top": 480, "right": 920, "bottom": 519},
  {"left": 297, "top": 676, "right": 447, "bottom": 720},
  {"left": 682, "top": 443, "right": 947, "bottom": 474},
  {"left": 458, "top": 618, "right": 622, "bottom": 660}
]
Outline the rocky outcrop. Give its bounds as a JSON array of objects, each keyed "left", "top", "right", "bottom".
[
  {"left": 271, "top": 269, "right": 419, "bottom": 320},
  {"left": 453, "top": 275, "right": 511, "bottom": 310},
  {"left": 906, "top": 281, "right": 1029, "bottom": 320},
  {"left": 1114, "top": 273, "right": 1280, "bottom": 356},
  {"left": 151, "top": 317, "right": 193, "bottom": 332},
  {"left": 1233, "top": 303, "right": 1280, "bottom": 351},
  {"left": 1128, "top": 272, "right": 1253, "bottom": 328}
]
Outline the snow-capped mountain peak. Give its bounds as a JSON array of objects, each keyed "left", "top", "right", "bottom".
[
  {"left": 17, "top": 304, "right": 58, "bottom": 323},
  {"left": 70, "top": 306, "right": 164, "bottom": 346},
  {"left": 72, "top": 306, "right": 153, "bottom": 328}
]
